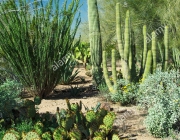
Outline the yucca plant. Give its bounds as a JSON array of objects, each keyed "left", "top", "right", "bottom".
[{"left": 0, "top": 0, "right": 81, "bottom": 98}]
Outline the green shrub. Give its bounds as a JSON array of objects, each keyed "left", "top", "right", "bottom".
[
  {"left": 109, "top": 79, "right": 139, "bottom": 105},
  {"left": 12, "top": 119, "right": 34, "bottom": 133},
  {"left": 59, "top": 58, "right": 79, "bottom": 85},
  {"left": 0, "top": 80, "right": 22, "bottom": 119},
  {"left": 0, "top": 0, "right": 80, "bottom": 98},
  {"left": 138, "top": 70, "right": 180, "bottom": 138}
]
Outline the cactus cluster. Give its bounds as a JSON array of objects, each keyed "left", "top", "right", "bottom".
[
  {"left": 103, "top": 3, "right": 170, "bottom": 94},
  {"left": 2, "top": 99, "right": 119, "bottom": 140}
]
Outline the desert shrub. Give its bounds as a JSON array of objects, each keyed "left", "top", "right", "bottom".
[
  {"left": 59, "top": 58, "right": 79, "bottom": 85},
  {"left": 0, "top": 80, "right": 22, "bottom": 119},
  {"left": 138, "top": 70, "right": 180, "bottom": 138},
  {"left": 12, "top": 119, "right": 34, "bottom": 133},
  {"left": 0, "top": 0, "right": 80, "bottom": 98},
  {"left": 110, "top": 79, "right": 139, "bottom": 105}
]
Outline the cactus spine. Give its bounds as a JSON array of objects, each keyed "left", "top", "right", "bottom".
[{"left": 88, "top": 0, "right": 103, "bottom": 85}]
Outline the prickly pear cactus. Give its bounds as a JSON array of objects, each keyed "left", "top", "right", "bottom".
[
  {"left": 53, "top": 127, "right": 67, "bottom": 140},
  {"left": 23, "top": 131, "right": 40, "bottom": 140},
  {"left": 34, "top": 122, "right": 44, "bottom": 135},
  {"left": 112, "top": 134, "right": 120, "bottom": 140},
  {"left": 69, "top": 128, "right": 82, "bottom": 140},
  {"left": 34, "top": 96, "right": 41, "bottom": 105},
  {"left": 86, "top": 110, "right": 96, "bottom": 123},
  {"left": 93, "top": 136, "right": 104, "bottom": 140},
  {"left": 61, "top": 115, "right": 74, "bottom": 131},
  {"left": 103, "top": 112, "right": 115, "bottom": 129},
  {"left": 42, "top": 132, "right": 52, "bottom": 140},
  {"left": 3, "top": 132, "right": 18, "bottom": 140}
]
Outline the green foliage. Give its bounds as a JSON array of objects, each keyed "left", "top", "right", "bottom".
[
  {"left": 59, "top": 59, "right": 79, "bottom": 85},
  {"left": 110, "top": 79, "right": 139, "bottom": 105},
  {"left": 72, "top": 42, "right": 91, "bottom": 67},
  {"left": 12, "top": 119, "right": 33, "bottom": 133},
  {"left": 0, "top": 80, "right": 22, "bottom": 119},
  {"left": 0, "top": 0, "right": 81, "bottom": 98},
  {"left": 69, "top": 84, "right": 81, "bottom": 97},
  {"left": 138, "top": 70, "right": 180, "bottom": 138}
]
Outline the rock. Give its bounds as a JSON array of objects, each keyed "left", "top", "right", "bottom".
[{"left": 117, "top": 109, "right": 127, "bottom": 113}]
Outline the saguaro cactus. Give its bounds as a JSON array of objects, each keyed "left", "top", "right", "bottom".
[{"left": 87, "top": 0, "right": 103, "bottom": 85}]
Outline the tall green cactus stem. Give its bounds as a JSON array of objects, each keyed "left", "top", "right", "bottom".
[
  {"left": 116, "top": 3, "right": 124, "bottom": 59},
  {"left": 102, "top": 51, "right": 116, "bottom": 94},
  {"left": 116, "top": 4, "right": 131, "bottom": 80},
  {"left": 88, "top": 0, "right": 103, "bottom": 85},
  {"left": 164, "top": 26, "right": 169, "bottom": 71},
  {"left": 112, "top": 49, "right": 117, "bottom": 88},
  {"left": 143, "top": 25, "right": 148, "bottom": 69},
  {"left": 152, "top": 31, "right": 157, "bottom": 72},
  {"left": 142, "top": 50, "right": 152, "bottom": 81}
]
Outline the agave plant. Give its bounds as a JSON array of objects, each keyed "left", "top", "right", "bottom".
[{"left": 0, "top": 0, "right": 81, "bottom": 98}]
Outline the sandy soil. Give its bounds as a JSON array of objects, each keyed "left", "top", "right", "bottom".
[{"left": 36, "top": 67, "right": 161, "bottom": 140}]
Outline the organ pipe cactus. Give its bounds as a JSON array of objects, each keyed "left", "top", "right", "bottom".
[
  {"left": 164, "top": 26, "right": 169, "bottom": 71},
  {"left": 152, "top": 31, "right": 157, "bottom": 73},
  {"left": 88, "top": 0, "right": 103, "bottom": 85},
  {"left": 142, "top": 50, "right": 153, "bottom": 81}
]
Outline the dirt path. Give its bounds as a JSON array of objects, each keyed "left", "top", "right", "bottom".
[{"left": 36, "top": 68, "right": 161, "bottom": 140}]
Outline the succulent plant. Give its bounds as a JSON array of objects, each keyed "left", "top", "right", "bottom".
[
  {"left": 42, "top": 132, "right": 52, "bottom": 140},
  {"left": 3, "top": 132, "right": 18, "bottom": 140},
  {"left": 53, "top": 127, "right": 67, "bottom": 140},
  {"left": 23, "top": 131, "right": 40, "bottom": 140}
]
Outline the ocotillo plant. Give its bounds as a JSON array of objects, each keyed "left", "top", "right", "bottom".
[
  {"left": 0, "top": 0, "right": 81, "bottom": 98},
  {"left": 88, "top": 0, "right": 103, "bottom": 85}
]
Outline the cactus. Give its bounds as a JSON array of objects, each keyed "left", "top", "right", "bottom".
[
  {"left": 164, "top": 26, "right": 169, "bottom": 71},
  {"left": 34, "top": 96, "right": 41, "bottom": 105},
  {"left": 112, "top": 49, "right": 117, "bottom": 88},
  {"left": 53, "top": 127, "right": 67, "bottom": 140},
  {"left": 34, "top": 122, "right": 44, "bottom": 135},
  {"left": 112, "top": 134, "right": 120, "bottom": 140},
  {"left": 152, "top": 31, "right": 157, "bottom": 72},
  {"left": 69, "top": 128, "right": 82, "bottom": 140},
  {"left": 61, "top": 115, "right": 74, "bottom": 130},
  {"left": 143, "top": 25, "right": 148, "bottom": 69},
  {"left": 42, "top": 132, "right": 52, "bottom": 140},
  {"left": 88, "top": 0, "right": 103, "bottom": 85},
  {"left": 103, "top": 50, "right": 117, "bottom": 94},
  {"left": 86, "top": 110, "right": 96, "bottom": 123},
  {"left": 142, "top": 50, "right": 153, "bottom": 81},
  {"left": 3, "top": 132, "right": 18, "bottom": 140},
  {"left": 93, "top": 136, "right": 104, "bottom": 140},
  {"left": 103, "top": 112, "right": 116, "bottom": 129},
  {"left": 23, "top": 131, "right": 40, "bottom": 140}
]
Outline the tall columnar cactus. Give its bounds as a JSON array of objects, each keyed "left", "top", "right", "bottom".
[
  {"left": 112, "top": 49, "right": 117, "bottom": 88},
  {"left": 88, "top": 0, "right": 103, "bottom": 85},
  {"left": 142, "top": 50, "right": 152, "bottom": 80},
  {"left": 116, "top": 3, "right": 131, "bottom": 80},
  {"left": 103, "top": 51, "right": 116, "bottom": 94},
  {"left": 143, "top": 25, "right": 148, "bottom": 69},
  {"left": 164, "top": 26, "right": 169, "bottom": 71},
  {"left": 152, "top": 31, "right": 157, "bottom": 73}
]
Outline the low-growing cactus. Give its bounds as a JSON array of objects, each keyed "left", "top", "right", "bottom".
[
  {"left": 23, "top": 131, "right": 40, "bottom": 140},
  {"left": 3, "top": 132, "right": 18, "bottom": 140},
  {"left": 42, "top": 132, "right": 52, "bottom": 140}
]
